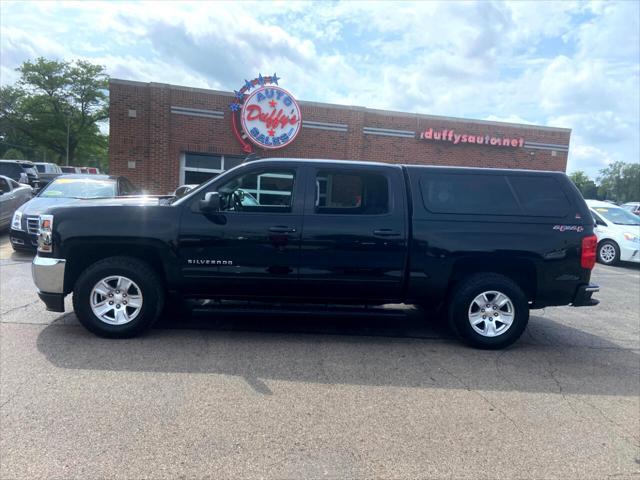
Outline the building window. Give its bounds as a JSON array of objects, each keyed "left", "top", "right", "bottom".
[{"left": 180, "top": 153, "right": 245, "bottom": 185}]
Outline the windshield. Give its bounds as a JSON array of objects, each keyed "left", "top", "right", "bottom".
[
  {"left": 592, "top": 206, "right": 640, "bottom": 226},
  {"left": 35, "top": 164, "right": 46, "bottom": 173},
  {"left": 39, "top": 177, "right": 116, "bottom": 199}
]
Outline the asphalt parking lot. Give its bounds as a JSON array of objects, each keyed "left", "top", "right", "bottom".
[{"left": 1, "top": 232, "right": 639, "bottom": 479}]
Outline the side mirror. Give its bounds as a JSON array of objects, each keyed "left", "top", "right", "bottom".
[{"left": 199, "top": 192, "right": 221, "bottom": 212}]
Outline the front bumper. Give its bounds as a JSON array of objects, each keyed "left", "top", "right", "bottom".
[
  {"left": 571, "top": 284, "right": 600, "bottom": 307},
  {"left": 32, "top": 256, "right": 66, "bottom": 312},
  {"left": 9, "top": 228, "right": 37, "bottom": 250},
  {"left": 620, "top": 244, "right": 640, "bottom": 263}
]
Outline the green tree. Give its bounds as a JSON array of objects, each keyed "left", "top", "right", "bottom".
[
  {"left": 1, "top": 148, "right": 25, "bottom": 159},
  {"left": 0, "top": 57, "right": 108, "bottom": 165},
  {"left": 568, "top": 170, "right": 598, "bottom": 199},
  {"left": 597, "top": 161, "right": 640, "bottom": 203}
]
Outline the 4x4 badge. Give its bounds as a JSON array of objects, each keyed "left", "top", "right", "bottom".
[{"left": 553, "top": 225, "right": 584, "bottom": 233}]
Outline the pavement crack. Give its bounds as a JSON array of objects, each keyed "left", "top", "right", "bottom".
[
  {"left": 493, "top": 349, "right": 518, "bottom": 391},
  {"left": 576, "top": 396, "right": 640, "bottom": 449},
  {"left": 1, "top": 299, "right": 40, "bottom": 316},
  {"left": 544, "top": 360, "right": 585, "bottom": 420},
  {"left": 438, "top": 361, "right": 525, "bottom": 436},
  {"left": 0, "top": 261, "right": 31, "bottom": 267}
]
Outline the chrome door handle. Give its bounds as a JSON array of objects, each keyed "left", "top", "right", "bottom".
[
  {"left": 373, "top": 229, "right": 400, "bottom": 237},
  {"left": 269, "top": 226, "right": 296, "bottom": 234}
]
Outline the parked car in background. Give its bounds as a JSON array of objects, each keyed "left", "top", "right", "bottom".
[
  {"left": 0, "top": 160, "right": 41, "bottom": 190},
  {"left": 10, "top": 174, "right": 139, "bottom": 251},
  {"left": 60, "top": 166, "right": 83, "bottom": 174},
  {"left": 621, "top": 202, "right": 640, "bottom": 216},
  {"left": 34, "top": 162, "right": 62, "bottom": 174},
  {"left": 0, "top": 175, "right": 33, "bottom": 230},
  {"left": 586, "top": 199, "right": 640, "bottom": 265},
  {"left": 34, "top": 162, "right": 63, "bottom": 188},
  {"left": 80, "top": 167, "right": 101, "bottom": 174}
]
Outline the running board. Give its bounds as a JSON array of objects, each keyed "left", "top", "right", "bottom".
[{"left": 188, "top": 301, "right": 408, "bottom": 319}]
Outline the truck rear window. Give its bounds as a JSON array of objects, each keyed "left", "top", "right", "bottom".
[
  {"left": 420, "top": 173, "right": 571, "bottom": 217},
  {"left": 508, "top": 176, "right": 570, "bottom": 217},
  {"left": 420, "top": 173, "right": 520, "bottom": 215}
]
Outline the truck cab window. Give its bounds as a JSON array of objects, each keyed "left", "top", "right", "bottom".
[
  {"left": 315, "top": 171, "right": 388, "bottom": 215},
  {"left": 217, "top": 170, "right": 295, "bottom": 212}
]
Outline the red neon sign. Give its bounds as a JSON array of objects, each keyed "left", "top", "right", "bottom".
[{"left": 420, "top": 128, "right": 524, "bottom": 148}]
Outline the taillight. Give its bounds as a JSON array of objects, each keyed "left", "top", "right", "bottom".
[{"left": 581, "top": 235, "right": 597, "bottom": 269}]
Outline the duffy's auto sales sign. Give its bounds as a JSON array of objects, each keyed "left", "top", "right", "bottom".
[{"left": 230, "top": 74, "right": 302, "bottom": 152}]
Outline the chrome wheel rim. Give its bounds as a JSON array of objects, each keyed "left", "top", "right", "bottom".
[
  {"left": 468, "top": 290, "right": 514, "bottom": 338},
  {"left": 600, "top": 244, "right": 616, "bottom": 263},
  {"left": 90, "top": 275, "right": 143, "bottom": 325}
]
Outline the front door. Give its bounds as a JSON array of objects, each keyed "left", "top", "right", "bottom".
[
  {"left": 177, "top": 164, "right": 305, "bottom": 298},
  {"left": 298, "top": 164, "right": 408, "bottom": 302}
]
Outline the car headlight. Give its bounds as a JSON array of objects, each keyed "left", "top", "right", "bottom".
[
  {"left": 11, "top": 211, "right": 23, "bottom": 231},
  {"left": 623, "top": 232, "right": 640, "bottom": 243},
  {"left": 37, "top": 214, "right": 54, "bottom": 253}
]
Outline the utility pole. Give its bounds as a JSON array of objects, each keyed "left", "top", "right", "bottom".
[{"left": 66, "top": 115, "right": 70, "bottom": 166}]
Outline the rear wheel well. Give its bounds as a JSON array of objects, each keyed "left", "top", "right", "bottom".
[
  {"left": 64, "top": 244, "right": 167, "bottom": 294},
  {"left": 449, "top": 257, "right": 537, "bottom": 301},
  {"left": 598, "top": 238, "right": 618, "bottom": 248}
]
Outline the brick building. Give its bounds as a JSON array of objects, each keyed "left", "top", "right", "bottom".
[{"left": 108, "top": 78, "right": 571, "bottom": 194}]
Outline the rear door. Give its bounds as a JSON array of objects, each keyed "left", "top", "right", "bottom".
[
  {"left": 297, "top": 164, "right": 408, "bottom": 302},
  {"left": 11, "top": 180, "right": 31, "bottom": 207}
]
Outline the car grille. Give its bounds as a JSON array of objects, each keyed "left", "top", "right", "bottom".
[{"left": 26, "top": 217, "right": 40, "bottom": 235}]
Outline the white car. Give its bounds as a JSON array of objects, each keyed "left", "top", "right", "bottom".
[{"left": 586, "top": 199, "right": 640, "bottom": 265}]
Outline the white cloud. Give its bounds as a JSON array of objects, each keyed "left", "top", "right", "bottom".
[
  {"left": 0, "top": 0, "right": 638, "bottom": 178},
  {"left": 566, "top": 142, "right": 614, "bottom": 175}
]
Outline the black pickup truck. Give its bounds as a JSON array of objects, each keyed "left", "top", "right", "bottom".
[{"left": 31, "top": 159, "right": 599, "bottom": 348}]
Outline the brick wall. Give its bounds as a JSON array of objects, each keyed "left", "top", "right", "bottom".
[{"left": 109, "top": 79, "right": 571, "bottom": 194}]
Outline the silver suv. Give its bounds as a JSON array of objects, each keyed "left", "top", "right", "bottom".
[{"left": 0, "top": 160, "right": 41, "bottom": 190}]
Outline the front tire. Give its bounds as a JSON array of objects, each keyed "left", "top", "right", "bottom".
[
  {"left": 448, "top": 273, "right": 529, "bottom": 349},
  {"left": 597, "top": 240, "right": 619, "bottom": 265},
  {"left": 72, "top": 256, "right": 164, "bottom": 338}
]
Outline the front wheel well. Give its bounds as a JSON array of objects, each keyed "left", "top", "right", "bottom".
[{"left": 63, "top": 243, "right": 168, "bottom": 294}]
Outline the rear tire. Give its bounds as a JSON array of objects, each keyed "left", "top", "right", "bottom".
[
  {"left": 448, "top": 273, "right": 529, "bottom": 349},
  {"left": 72, "top": 256, "right": 164, "bottom": 338},
  {"left": 597, "top": 240, "right": 619, "bottom": 265}
]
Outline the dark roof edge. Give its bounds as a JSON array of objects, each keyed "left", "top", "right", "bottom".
[{"left": 109, "top": 78, "right": 572, "bottom": 133}]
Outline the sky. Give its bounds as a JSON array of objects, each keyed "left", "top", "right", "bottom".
[{"left": 1, "top": 0, "right": 638, "bottom": 177}]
